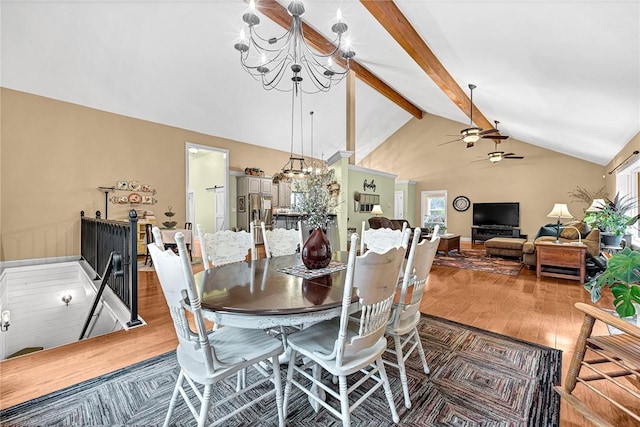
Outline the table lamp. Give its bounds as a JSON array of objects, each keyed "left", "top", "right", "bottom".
[
  {"left": 585, "top": 198, "right": 606, "bottom": 212},
  {"left": 371, "top": 204, "right": 383, "bottom": 216},
  {"left": 547, "top": 203, "right": 574, "bottom": 243}
]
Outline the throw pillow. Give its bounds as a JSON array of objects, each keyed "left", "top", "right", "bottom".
[
  {"left": 560, "top": 221, "right": 590, "bottom": 240},
  {"left": 537, "top": 223, "right": 560, "bottom": 238}
]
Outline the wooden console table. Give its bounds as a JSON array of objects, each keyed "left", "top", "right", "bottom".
[{"left": 536, "top": 241, "right": 587, "bottom": 284}]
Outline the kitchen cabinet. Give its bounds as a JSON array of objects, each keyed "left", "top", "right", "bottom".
[
  {"left": 261, "top": 179, "right": 272, "bottom": 195},
  {"left": 278, "top": 182, "right": 291, "bottom": 207},
  {"left": 248, "top": 177, "right": 261, "bottom": 194}
]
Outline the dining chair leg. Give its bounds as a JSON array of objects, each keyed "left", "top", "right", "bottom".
[
  {"left": 377, "top": 358, "right": 400, "bottom": 423},
  {"left": 393, "top": 334, "right": 412, "bottom": 409},
  {"left": 163, "top": 370, "right": 184, "bottom": 427},
  {"left": 338, "top": 375, "right": 350, "bottom": 427},
  {"left": 272, "top": 355, "right": 285, "bottom": 427},
  {"left": 198, "top": 384, "right": 212, "bottom": 427},
  {"left": 413, "top": 327, "right": 430, "bottom": 374},
  {"left": 283, "top": 350, "right": 297, "bottom": 419}
]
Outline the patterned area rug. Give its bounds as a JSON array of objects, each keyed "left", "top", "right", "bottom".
[
  {"left": 433, "top": 248, "right": 524, "bottom": 276},
  {"left": 0, "top": 315, "right": 560, "bottom": 426}
]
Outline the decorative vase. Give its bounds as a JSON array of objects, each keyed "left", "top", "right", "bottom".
[{"left": 302, "top": 228, "right": 332, "bottom": 269}]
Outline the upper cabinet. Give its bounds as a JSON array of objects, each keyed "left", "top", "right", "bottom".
[
  {"left": 261, "top": 179, "right": 272, "bottom": 195},
  {"left": 240, "top": 176, "right": 273, "bottom": 195}
]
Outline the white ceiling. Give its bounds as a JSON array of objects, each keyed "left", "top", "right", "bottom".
[{"left": 2, "top": 1, "right": 638, "bottom": 166}]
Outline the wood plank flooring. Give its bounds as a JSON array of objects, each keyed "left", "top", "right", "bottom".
[{"left": 0, "top": 242, "right": 637, "bottom": 426}]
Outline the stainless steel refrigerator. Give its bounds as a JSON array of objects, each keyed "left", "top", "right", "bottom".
[{"left": 237, "top": 188, "right": 273, "bottom": 245}]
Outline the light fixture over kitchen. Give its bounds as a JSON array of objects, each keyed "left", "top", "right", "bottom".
[{"left": 234, "top": 0, "right": 355, "bottom": 93}]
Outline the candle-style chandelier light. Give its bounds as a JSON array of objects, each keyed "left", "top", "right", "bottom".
[{"left": 233, "top": 0, "right": 356, "bottom": 93}]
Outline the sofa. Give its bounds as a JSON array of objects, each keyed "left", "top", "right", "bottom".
[{"left": 522, "top": 221, "right": 601, "bottom": 267}]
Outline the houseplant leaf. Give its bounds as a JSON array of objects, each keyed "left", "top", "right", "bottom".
[{"left": 585, "top": 247, "right": 640, "bottom": 317}]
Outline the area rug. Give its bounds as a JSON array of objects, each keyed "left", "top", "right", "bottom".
[
  {"left": 0, "top": 315, "right": 561, "bottom": 426},
  {"left": 433, "top": 248, "right": 524, "bottom": 276}
]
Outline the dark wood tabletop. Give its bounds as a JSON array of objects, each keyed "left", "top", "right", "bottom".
[{"left": 194, "top": 252, "right": 351, "bottom": 316}]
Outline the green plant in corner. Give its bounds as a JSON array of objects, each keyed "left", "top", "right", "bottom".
[
  {"left": 590, "top": 193, "right": 639, "bottom": 238},
  {"left": 585, "top": 248, "right": 640, "bottom": 317}
]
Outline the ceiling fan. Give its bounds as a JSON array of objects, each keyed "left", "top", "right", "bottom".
[
  {"left": 439, "top": 84, "right": 510, "bottom": 148},
  {"left": 474, "top": 141, "right": 524, "bottom": 163}
]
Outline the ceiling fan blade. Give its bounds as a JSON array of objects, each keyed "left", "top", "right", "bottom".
[
  {"left": 503, "top": 153, "right": 515, "bottom": 156},
  {"left": 437, "top": 138, "right": 462, "bottom": 146},
  {"left": 471, "top": 158, "right": 487, "bottom": 163},
  {"left": 479, "top": 128, "right": 498, "bottom": 135},
  {"left": 482, "top": 134, "right": 509, "bottom": 140},
  {"left": 504, "top": 155, "right": 524, "bottom": 159}
]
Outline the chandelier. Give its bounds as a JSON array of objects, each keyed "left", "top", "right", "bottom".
[
  {"left": 280, "top": 88, "right": 310, "bottom": 178},
  {"left": 234, "top": 0, "right": 356, "bottom": 93}
]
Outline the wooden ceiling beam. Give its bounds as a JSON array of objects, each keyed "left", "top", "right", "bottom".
[
  {"left": 251, "top": 0, "right": 423, "bottom": 119},
  {"left": 361, "top": 0, "right": 495, "bottom": 132}
]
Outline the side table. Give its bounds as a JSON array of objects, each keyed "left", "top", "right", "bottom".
[
  {"left": 421, "top": 233, "right": 461, "bottom": 255},
  {"left": 536, "top": 241, "right": 587, "bottom": 284}
]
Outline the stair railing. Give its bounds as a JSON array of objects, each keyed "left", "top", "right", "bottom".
[{"left": 80, "top": 209, "right": 142, "bottom": 331}]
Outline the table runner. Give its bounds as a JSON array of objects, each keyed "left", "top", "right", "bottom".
[{"left": 277, "top": 261, "right": 347, "bottom": 279}]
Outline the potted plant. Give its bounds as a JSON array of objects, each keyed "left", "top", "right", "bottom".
[
  {"left": 589, "top": 193, "right": 638, "bottom": 247},
  {"left": 585, "top": 247, "right": 640, "bottom": 317}
]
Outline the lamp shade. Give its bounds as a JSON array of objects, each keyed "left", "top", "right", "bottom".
[
  {"left": 547, "top": 203, "right": 574, "bottom": 219},
  {"left": 585, "top": 198, "right": 606, "bottom": 212},
  {"left": 371, "top": 204, "right": 383, "bottom": 216}
]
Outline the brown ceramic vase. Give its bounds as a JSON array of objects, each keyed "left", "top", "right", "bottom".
[{"left": 301, "top": 228, "right": 332, "bottom": 269}]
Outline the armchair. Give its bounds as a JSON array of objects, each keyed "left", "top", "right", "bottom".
[{"left": 555, "top": 302, "right": 640, "bottom": 425}]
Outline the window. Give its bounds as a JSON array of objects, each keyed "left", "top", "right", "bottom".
[
  {"left": 421, "top": 190, "right": 447, "bottom": 232},
  {"left": 615, "top": 158, "right": 640, "bottom": 243}
]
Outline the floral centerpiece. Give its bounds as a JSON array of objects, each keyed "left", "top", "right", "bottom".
[{"left": 294, "top": 164, "right": 339, "bottom": 269}]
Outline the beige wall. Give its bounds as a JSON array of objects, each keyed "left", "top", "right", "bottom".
[
  {"left": 1, "top": 89, "right": 290, "bottom": 261},
  {"left": 359, "top": 113, "right": 607, "bottom": 239},
  {"left": 3, "top": 88, "right": 634, "bottom": 261}
]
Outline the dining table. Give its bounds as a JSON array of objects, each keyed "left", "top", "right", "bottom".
[
  {"left": 193, "top": 252, "right": 354, "bottom": 329},
  {"left": 160, "top": 228, "right": 193, "bottom": 247}
]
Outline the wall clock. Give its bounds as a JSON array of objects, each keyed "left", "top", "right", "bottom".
[{"left": 453, "top": 196, "right": 470, "bottom": 212}]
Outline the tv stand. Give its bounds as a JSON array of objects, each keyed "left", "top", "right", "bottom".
[{"left": 472, "top": 226, "right": 523, "bottom": 244}]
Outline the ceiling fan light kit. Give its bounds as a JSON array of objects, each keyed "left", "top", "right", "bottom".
[
  {"left": 488, "top": 152, "right": 503, "bottom": 163},
  {"left": 439, "top": 84, "right": 510, "bottom": 148}
]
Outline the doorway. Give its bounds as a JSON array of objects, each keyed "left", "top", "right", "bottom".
[{"left": 185, "top": 143, "right": 229, "bottom": 234}]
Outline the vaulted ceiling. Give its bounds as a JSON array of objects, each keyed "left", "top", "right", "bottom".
[{"left": 2, "top": 1, "right": 638, "bottom": 166}]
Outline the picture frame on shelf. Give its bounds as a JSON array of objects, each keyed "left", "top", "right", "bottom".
[{"left": 238, "top": 196, "right": 246, "bottom": 213}]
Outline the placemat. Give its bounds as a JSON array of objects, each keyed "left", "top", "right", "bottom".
[{"left": 277, "top": 261, "right": 348, "bottom": 279}]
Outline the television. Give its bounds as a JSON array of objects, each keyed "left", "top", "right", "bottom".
[{"left": 473, "top": 202, "right": 520, "bottom": 228}]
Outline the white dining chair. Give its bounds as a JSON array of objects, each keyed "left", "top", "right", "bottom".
[
  {"left": 148, "top": 232, "right": 284, "bottom": 427},
  {"left": 430, "top": 224, "right": 440, "bottom": 240},
  {"left": 385, "top": 227, "right": 440, "bottom": 408},
  {"left": 261, "top": 221, "right": 303, "bottom": 258},
  {"left": 282, "top": 233, "right": 405, "bottom": 426},
  {"left": 197, "top": 223, "right": 255, "bottom": 270},
  {"left": 360, "top": 220, "right": 408, "bottom": 255}
]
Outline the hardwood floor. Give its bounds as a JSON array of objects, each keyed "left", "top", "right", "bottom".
[{"left": 0, "top": 243, "right": 637, "bottom": 426}]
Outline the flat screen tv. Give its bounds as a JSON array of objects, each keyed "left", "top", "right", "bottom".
[{"left": 473, "top": 202, "right": 520, "bottom": 228}]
